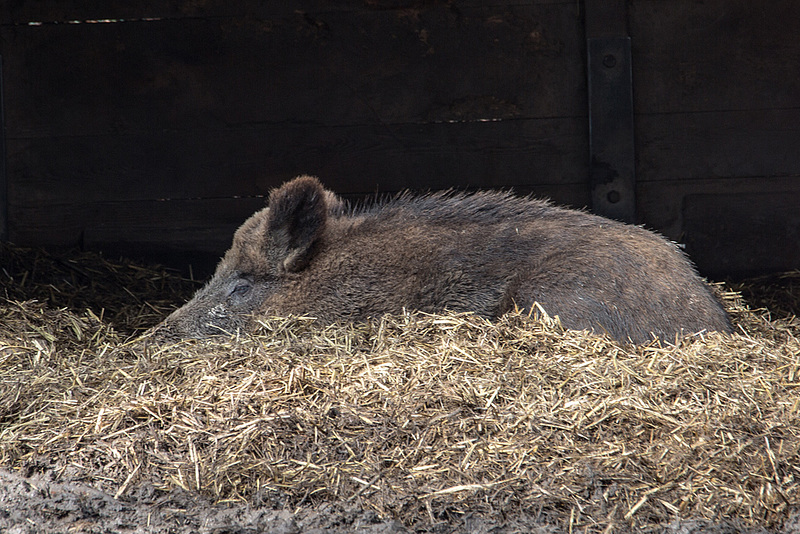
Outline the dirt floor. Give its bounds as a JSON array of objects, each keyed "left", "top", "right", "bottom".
[
  {"left": 1, "top": 244, "right": 799, "bottom": 533},
  {"left": 6, "top": 469, "right": 800, "bottom": 534},
  {"left": 3, "top": 467, "right": 798, "bottom": 534}
]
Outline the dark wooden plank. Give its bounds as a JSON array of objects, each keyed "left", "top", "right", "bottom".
[
  {"left": 9, "top": 197, "right": 266, "bottom": 273},
  {"left": 4, "top": 0, "right": 797, "bottom": 279},
  {"left": 1, "top": 1, "right": 573, "bottom": 25},
  {"left": 2, "top": 0, "right": 591, "bottom": 262},
  {"left": 629, "top": 0, "right": 800, "bottom": 274},
  {"left": 7, "top": 180, "right": 590, "bottom": 275},
  {"left": 637, "top": 175, "right": 800, "bottom": 276},
  {"left": 86, "top": 197, "right": 266, "bottom": 278},
  {"left": 631, "top": 0, "right": 800, "bottom": 114},
  {"left": 81, "top": 198, "right": 266, "bottom": 272},
  {"left": 637, "top": 174, "right": 800, "bottom": 242},
  {"left": 584, "top": 0, "right": 627, "bottom": 38},
  {"left": 683, "top": 191, "right": 800, "bottom": 278},
  {"left": 635, "top": 108, "right": 800, "bottom": 184},
  {"left": 638, "top": 175, "right": 800, "bottom": 237},
  {"left": 2, "top": 2, "right": 585, "bottom": 138},
  {"left": 6, "top": 117, "right": 588, "bottom": 206},
  {"left": 0, "top": 54, "right": 6, "bottom": 242},
  {"left": 14, "top": 177, "right": 799, "bottom": 279}
]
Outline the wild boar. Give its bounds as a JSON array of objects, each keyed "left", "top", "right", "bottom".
[{"left": 154, "top": 175, "right": 732, "bottom": 343}]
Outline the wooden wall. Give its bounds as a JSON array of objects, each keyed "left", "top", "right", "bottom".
[
  {"left": 1, "top": 1, "right": 798, "bottom": 277},
  {"left": 631, "top": 1, "right": 800, "bottom": 277}
]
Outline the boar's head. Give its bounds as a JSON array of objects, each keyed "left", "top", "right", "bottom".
[{"left": 153, "top": 176, "right": 338, "bottom": 340}]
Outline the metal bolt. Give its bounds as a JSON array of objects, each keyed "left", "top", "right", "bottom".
[
  {"left": 603, "top": 54, "right": 617, "bottom": 68},
  {"left": 607, "top": 190, "right": 621, "bottom": 204}
]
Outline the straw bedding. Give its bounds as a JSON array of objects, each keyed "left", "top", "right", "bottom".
[{"left": 1, "top": 243, "right": 798, "bottom": 533}]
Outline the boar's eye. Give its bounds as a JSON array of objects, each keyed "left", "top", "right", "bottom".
[{"left": 228, "top": 278, "right": 253, "bottom": 299}]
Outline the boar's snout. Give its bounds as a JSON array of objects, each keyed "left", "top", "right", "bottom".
[{"left": 151, "top": 274, "right": 266, "bottom": 341}]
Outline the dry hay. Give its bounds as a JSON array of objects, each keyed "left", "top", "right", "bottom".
[
  {"left": 1, "top": 243, "right": 799, "bottom": 532},
  {"left": 0, "top": 241, "right": 198, "bottom": 333}
]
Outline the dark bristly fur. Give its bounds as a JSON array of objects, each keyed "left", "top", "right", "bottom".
[{"left": 154, "top": 175, "right": 732, "bottom": 343}]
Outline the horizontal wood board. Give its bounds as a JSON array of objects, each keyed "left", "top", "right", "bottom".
[
  {"left": 0, "top": 0, "right": 572, "bottom": 24},
  {"left": 628, "top": 0, "right": 800, "bottom": 276},
  {"left": 1, "top": 0, "right": 799, "bottom": 276},
  {"left": 683, "top": 191, "right": 800, "bottom": 277},
  {"left": 3, "top": 5, "right": 585, "bottom": 136}
]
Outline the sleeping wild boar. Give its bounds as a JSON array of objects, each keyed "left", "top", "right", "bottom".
[{"left": 154, "top": 175, "right": 731, "bottom": 343}]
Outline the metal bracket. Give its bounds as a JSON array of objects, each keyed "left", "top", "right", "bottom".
[{"left": 586, "top": 6, "right": 636, "bottom": 223}]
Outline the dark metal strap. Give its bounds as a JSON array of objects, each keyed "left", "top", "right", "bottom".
[{"left": 585, "top": 1, "right": 636, "bottom": 223}]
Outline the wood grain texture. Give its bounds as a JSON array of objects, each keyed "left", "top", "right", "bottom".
[
  {"left": 639, "top": 175, "right": 800, "bottom": 234},
  {"left": 683, "top": 191, "right": 800, "bottom": 277},
  {"left": 12, "top": 183, "right": 590, "bottom": 275},
  {"left": 2, "top": 4, "right": 585, "bottom": 137},
  {"left": 0, "top": 0, "right": 572, "bottom": 24},
  {"left": 6, "top": 118, "right": 588, "bottom": 204},
  {"left": 638, "top": 176, "right": 800, "bottom": 277},
  {"left": 1, "top": 0, "right": 591, "bottom": 266},
  {"left": 1, "top": 0, "right": 799, "bottom": 276},
  {"left": 635, "top": 109, "right": 800, "bottom": 183},
  {"left": 630, "top": 0, "right": 800, "bottom": 114}
]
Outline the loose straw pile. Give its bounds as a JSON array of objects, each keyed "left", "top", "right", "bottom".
[{"left": 1, "top": 243, "right": 798, "bottom": 531}]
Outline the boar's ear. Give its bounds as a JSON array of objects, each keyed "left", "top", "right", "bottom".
[{"left": 267, "top": 175, "right": 328, "bottom": 273}]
